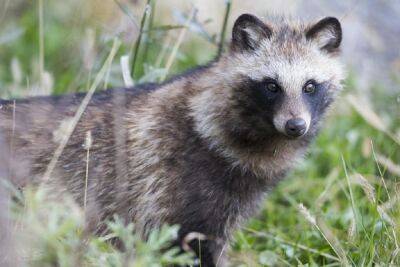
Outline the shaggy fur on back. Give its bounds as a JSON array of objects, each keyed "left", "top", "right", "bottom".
[{"left": 0, "top": 14, "right": 344, "bottom": 266}]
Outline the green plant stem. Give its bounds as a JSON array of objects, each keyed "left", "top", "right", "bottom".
[
  {"left": 142, "top": 0, "right": 156, "bottom": 65},
  {"left": 160, "top": 7, "right": 196, "bottom": 82},
  {"left": 38, "top": 0, "right": 44, "bottom": 89},
  {"left": 217, "top": 0, "right": 232, "bottom": 57},
  {"left": 130, "top": 0, "right": 152, "bottom": 80}
]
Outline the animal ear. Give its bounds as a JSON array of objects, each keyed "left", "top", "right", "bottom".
[
  {"left": 231, "top": 14, "right": 272, "bottom": 52},
  {"left": 306, "top": 17, "right": 342, "bottom": 53}
]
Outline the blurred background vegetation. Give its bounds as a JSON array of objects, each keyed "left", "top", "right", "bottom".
[{"left": 0, "top": 0, "right": 399, "bottom": 266}]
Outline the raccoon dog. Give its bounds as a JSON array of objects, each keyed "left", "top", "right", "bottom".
[{"left": 0, "top": 14, "right": 344, "bottom": 266}]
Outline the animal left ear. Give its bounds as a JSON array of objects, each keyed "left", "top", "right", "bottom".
[
  {"left": 305, "top": 17, "right": 342, "bottom": 53},
  {"left": 231, "top": 14, "right": 272, "bottom": 52}
]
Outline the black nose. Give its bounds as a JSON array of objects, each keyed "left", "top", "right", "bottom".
[{"left": 285, "top": 118, "right": 307, "bottom": 137}]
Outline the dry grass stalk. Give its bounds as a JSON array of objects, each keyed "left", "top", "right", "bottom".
[
  {"left": 375, "top": 153, "right": 400, "bottom": 177},
  {"left": 371, "top": 141, "right": 391, "bottom": 200},
  {"left": 182, "top": 232, "right": 207, "bottom": 253},
  {"left": 342, "top": 156, "right": 358, "bottom": 237},
  {"left": 315, "top": 167, "right": 340, "bottom": 208},
  {"left": 244, "top": 227, "right": 340, "bottom": 261},
  {"left": 347, "top": 94, "right": 400, "bottom": 146},
  {"left": 160, "top": 6, "right": 196, "bottom": 81},
  {"left": 377, "top": 206, "right": 395, "bottom": 227},
  {"left": 41, "top": 39, "right": 121, "bottom": 182},
  {"left": 215, "top": 243, "right": 227, "bottom": 267},
  {"left": 346, "top": 94, "right": 387, "bottom": 132},
  {"left": 298, "top": 203, "right": 350, "bottom": 266},
  {"left": 83, "top": 131, "right": 92, "bottom": 211},
  {"left": 380, "top": 194, "right": 399, "bottom": 211},
  {"left": 347, "top": 216, "right": 356, "bottom": 241},
  {"left": 121, "top": 55, "right": 134, "bottom": 87},
  {"left": 350, "top": 173, "right": 376, "bottom": 203},
  {"left": 155, "top": 34, "right": 172, "bottom": 68}
]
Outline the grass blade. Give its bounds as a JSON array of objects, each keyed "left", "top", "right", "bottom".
[
  {"left": 243, "top": 227, "right": 340, "bottom": 262},
  {"left": 160, "top": 7, "right": 196, "bottom": 82},
  {"left": 121, "top": 54, "right": 134, "bottom": 87},
  {"left": 347, "top": 94, "right": 400, "bottom": 146},
  {"left": 42, "top": 38, "right": 121, "bottom": 182},
  {"left": 130, "top": 0, "right": 152, "bottom": 79},
  {"left": 375, "top": 153, "right": 400, "bottom": 177},
  {"left": 38, "top": 0, "right": 44, "bottom": 90},
  {"left": 298, "top": 203, "right": 350, "bottom": 265},
  {"left": 341, "top": 156, "right": 359, "bottom": 232},
  {"left": 217, "top": 0, "right": 232, "bottom": 56}
]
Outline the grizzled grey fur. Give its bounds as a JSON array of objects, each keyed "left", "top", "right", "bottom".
[{"left": 0, "top": 14, "right": 344, "bottom": 266}]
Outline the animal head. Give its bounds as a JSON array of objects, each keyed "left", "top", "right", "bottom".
[{"left": 217, "top": 14, "right": 345, "bottom": 141}]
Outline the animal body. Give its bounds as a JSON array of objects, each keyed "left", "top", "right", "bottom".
[{"left": 0, "top": 14, "right": 344, "bottom": 266}]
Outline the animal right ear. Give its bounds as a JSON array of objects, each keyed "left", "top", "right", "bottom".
[
  {"left": 306, "top": 17, "right": 342, "bottom": 53},
  {"left": 231, "top": 14, "right": 272, "bottom": 52}
]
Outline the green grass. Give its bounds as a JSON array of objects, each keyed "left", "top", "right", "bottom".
[
  {"left": 1, "top": 1, "right": 399, "bottom": 266},
  {"left": 231, "top": 110, "right": 400, "bottom": 266}
]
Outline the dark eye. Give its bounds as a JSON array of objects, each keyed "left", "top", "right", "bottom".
[
  {"left": 303, "top": 81, "right": 316, "bottom": 94},
  {"left": 266, "top": 82, "right": 280, "bottom": 93}
]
